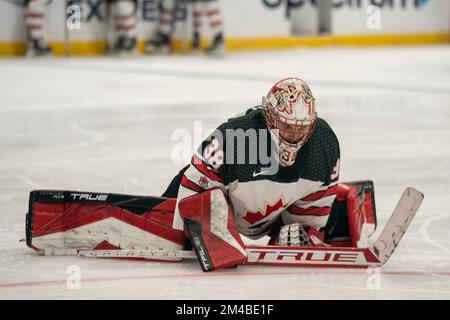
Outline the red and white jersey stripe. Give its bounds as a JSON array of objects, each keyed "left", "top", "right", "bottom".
[{"left": 283, "top": 181, "right": 339, "bottom": 230}]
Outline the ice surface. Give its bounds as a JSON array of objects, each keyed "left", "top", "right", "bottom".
[{"left": 0, "top": 46, "right": 450, "bottom": 299}]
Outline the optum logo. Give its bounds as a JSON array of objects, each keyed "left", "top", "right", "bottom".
[{"left": 417, "top": 0, "right": 429, "bottom": 8}]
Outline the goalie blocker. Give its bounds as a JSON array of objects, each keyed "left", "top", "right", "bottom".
[
  {"left": 26, "top": 181, "right": 377, "bottom": 271},
  {"left": 178, "top": 188, "right": 248, "bottom": 272}
]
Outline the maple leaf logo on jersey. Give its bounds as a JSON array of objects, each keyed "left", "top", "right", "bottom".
[{"left": 243, "top": 197, "right": 288, "bottom": 225}]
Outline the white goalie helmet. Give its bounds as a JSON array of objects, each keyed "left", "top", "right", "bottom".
[{"left": 262, "top": 77, "right": 318, "bottom": 167}]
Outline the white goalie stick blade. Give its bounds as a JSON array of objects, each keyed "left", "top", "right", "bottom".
[
  {"left": 78, "top": 249, "right": 197, "bottom": 260},
  {"left": 371, "top": 187, "right": 424, "bottom": 265},
  {"left": 39, "top": 248, "right": 196, "bottom": 260},
  {"left": 39, "top": 248, "right": 80, "bottom": 256},
  {"left": 74, "top": 188, "right": 423, "bottom": 268}
]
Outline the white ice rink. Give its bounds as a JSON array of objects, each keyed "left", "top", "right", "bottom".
[{"left": 0, "top": 46, "right": 450, "bottom": 299}]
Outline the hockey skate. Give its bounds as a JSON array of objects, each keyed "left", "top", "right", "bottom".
[
  {"left": 205, "top": 32, "right": 226, "bottom": 56},
  {"left": 113, "top": 35, "right": 138, "bottom": 56},
  {"left": 146, "top": 32, "right": 172, "bottom": 55},
  {"left": 26, "top": 38, "right": 52, "bottom": 57},
  {"left": 191, "top": 31, "right": 201, "bottom": 54}
]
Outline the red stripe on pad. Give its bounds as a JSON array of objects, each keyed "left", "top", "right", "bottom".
[{"left": 288, "top": 206, "right": 332, "bottom": 216}]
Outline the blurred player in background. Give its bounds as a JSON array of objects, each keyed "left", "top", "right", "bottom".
[
  {"left": 146, "top": 0, "right": 176, "bottom": 54},
  {"left": 109, "top": 0, "right": 138, "bottom": 55},
  {"left": 25, "top": 0, "right": 52, "bottom": 56},
  {"left": 192, "top": 0, "right": 225, "bottom": 55},
  {"left": 25, "top": 0, "right": 138, "bottom": 56}
]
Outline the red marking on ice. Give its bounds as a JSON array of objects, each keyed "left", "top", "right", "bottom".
[{"left": 2, "top": 269, "right": 450, "bottom": 289}]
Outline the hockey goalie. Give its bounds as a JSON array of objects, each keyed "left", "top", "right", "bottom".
[{"left": 26, "top": 78, "right": 423, "bottom": 271}]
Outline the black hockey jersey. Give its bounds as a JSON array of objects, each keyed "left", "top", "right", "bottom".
[{"left": 173, "top": 107, "right": 340, "bottom": 239}]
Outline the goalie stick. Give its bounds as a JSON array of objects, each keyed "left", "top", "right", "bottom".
[{"left": 45, "top": 188, "right": 424, "bottom": 268}]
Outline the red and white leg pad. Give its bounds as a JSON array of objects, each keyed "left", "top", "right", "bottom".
[
  {"left": 178, "top": 188, "right": 247, "bottom": 272},
  {"left": 336, "top": 181, "right": 377, "bottom": 248},
  {"left": 26, "top": 190, "right": 185, "bottom": 261}
]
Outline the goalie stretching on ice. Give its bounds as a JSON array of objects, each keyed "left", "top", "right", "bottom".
[
  {"left": 164, "top": 77, "right": 342, "bottom": 270},
  {"left": 25, "top": 78, "right": 423, "bottom": 271}
]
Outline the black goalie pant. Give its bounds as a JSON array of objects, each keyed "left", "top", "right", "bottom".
[{"left": 161, "top": 165, "right": 189, "bottom": 198}]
